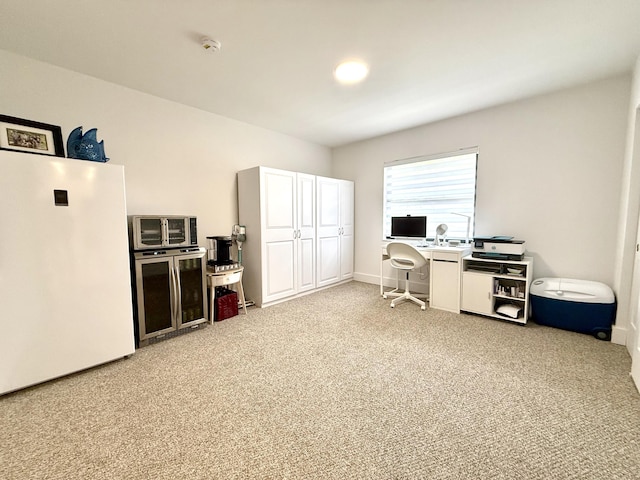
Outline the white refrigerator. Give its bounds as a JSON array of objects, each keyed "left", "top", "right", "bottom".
[{"left": 0, "top": 150, "right": 135, "bottom": 395}]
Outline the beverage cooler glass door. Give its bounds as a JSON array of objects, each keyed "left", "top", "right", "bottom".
[
  {"left": 135, "top": 256, "right": 177, "bottom": 342},
  {"left": 166, "top": 217, "right": 189, "bottom": 247},
  {"left": 136, "top": 217, "right": 164, "bottom": 248},
  {"left": 176, "top": 252, "right": 208, "bottom": 328}
]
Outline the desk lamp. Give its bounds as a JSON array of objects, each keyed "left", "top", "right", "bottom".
[
  {"left": 436, "top": 224, "right": 448, "bottom": 246},
  {"left": 451, "top": 212, "right": 471, "bottom": 244}
]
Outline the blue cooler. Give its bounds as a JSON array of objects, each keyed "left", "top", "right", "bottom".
[{"left": 530, "top": 278, "right": 616, "bottom": 341}]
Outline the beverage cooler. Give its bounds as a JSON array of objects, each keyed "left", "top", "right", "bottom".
[{"left": 132, "top": 247, "right": 208, "bottom": 346}]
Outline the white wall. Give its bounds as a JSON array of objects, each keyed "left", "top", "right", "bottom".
[
  {"left": 332, "top": 75, "right": 630, "bottom": 322},
  {"left": 0, "top": 49, "right": 331, "bottom": 241}
]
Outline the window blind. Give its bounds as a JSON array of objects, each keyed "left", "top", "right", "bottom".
[{"left": 383, "top": 149, "right": 478, "bottom": 240}]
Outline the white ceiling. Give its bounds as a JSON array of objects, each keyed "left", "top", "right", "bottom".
[{"left": 1, "top": 0, "right": 640, "bottom": 147}]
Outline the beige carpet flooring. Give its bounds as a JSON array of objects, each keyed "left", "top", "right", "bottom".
[{"left": 1, "top": 281, "right": 640, "bottom": 479}]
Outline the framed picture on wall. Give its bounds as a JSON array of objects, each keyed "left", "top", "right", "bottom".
[{"left": 0, "top": 115, "right": 65, "bottom": 157}]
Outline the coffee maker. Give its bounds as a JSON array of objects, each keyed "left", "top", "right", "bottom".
[{"left": 206, "top": 236, "right": 239, "bottom": 272}]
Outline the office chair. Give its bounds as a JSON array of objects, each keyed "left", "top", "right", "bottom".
[{"left": 383, "top": 242, "right": 428, "bottom": 310}]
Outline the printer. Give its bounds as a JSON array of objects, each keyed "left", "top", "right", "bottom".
[{"left": 472, "top": 236, "right": 525, "bottom": 261}]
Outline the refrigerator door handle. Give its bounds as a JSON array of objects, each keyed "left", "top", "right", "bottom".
[
  {"left": 174, "top": 262, "right": 182, "bottom": 323},
  {"left": 169, "top": 262, "right": 179, "bottom": 323},
  {"left": 168, "top": 262, "right": 175, "bottom": 321}
]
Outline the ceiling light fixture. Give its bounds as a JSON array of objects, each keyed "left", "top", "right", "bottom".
[{"left": 334, "top": 60, "right": 369, "bottom": 84}]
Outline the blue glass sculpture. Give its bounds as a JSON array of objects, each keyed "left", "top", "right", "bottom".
[{"left": 67, "top": 127, "right": 109, "bottom": 162}]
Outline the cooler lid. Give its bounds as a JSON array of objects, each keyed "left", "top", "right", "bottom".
[{"left": 530, "top": 277, "right": 615, "bottom": 303}]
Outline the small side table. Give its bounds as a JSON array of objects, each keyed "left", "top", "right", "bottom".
[{"left": 206, "top": 266, "right": 247, "bottom": 323}]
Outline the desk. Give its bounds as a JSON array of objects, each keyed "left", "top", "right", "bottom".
[
  {"left": 206, "top": 266, "right": 247, "bottom": 323},
  {"left": 381, "top": 242, "right": 471, "bottom": 312}
]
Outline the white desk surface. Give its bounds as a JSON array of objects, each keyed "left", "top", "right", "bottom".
[{"left": 381, "top": 241, "right": 472, "bottom": 257}]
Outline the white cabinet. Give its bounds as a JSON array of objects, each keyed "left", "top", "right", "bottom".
[
  {"left": 238, "top": 167, "right": 353, "bottom": 307},
  {"left": 316, "top": 176, "right": 354, "bottom": 288},
  {"left": 461, "top": 273, "right": 494, "bottom": 315},
  {"left": 238, "top": 167, "right": 315, "bottom": 307},
  {"left": 430, "top": 250, "right": 467, "bottom": 313},
  {"left": 461, "top": 256, "right": 533, "bottom": 324}
]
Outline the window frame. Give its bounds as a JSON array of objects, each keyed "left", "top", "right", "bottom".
[{"left": 382, "top": 148, "right": 478, "bottom": 243}]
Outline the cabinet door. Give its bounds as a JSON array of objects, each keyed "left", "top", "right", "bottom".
[
  {"left": 316, "top": 176, "right": 341, "bottom": 287},
  {"left": 430, "top": 257, "right": 461, "bottom": 312},
  {"left": 297, "top": 173, "right": 316, "bottom": 293},
  {"left": 461, "top": 272, "right": 494, "bottom": 315},
  {"left": 261, "top": 169, "right": 297, "bottom": 302},
  {"left": 339, "top": 180, "right": 354, "bottom": 281}
]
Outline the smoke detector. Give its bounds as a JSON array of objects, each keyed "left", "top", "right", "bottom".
[{"left": 201, "top": 37, "right": 221, "bottom": 53}]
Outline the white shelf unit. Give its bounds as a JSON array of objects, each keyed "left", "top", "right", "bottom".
[{"left": 461, "top": 255, "right": 533, "bottom": 324}]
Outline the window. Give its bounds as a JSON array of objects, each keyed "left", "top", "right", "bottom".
[{"left": 383, "top": 148, "right": 478, "bottom": 241}]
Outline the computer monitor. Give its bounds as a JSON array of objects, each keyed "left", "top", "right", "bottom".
[{"left": 390, "top": 216, "right": 427, "bottom": 238}]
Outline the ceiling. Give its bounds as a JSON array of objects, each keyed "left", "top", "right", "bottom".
[{"left": 1, "top": 0, "right": 640, "bottom": 147}]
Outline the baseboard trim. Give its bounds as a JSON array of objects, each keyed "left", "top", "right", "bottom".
[
  {"left": 353, "top": 272, "right": 380, "bottom": 285},
  {"left": 611, "top": 325, "right": 626, "bottom": 346}
]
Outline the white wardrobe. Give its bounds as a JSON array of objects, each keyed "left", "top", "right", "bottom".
[
  {"left": 237, "top": 166, "right": 354, "bottom": 307},
  {"left": 316, "top": 175, "right": 354, "bottom": 287}
]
